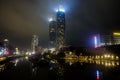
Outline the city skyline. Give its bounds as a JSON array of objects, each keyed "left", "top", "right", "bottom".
[{"left": 0, "top": 0, "right": 120, "bottom": 48}]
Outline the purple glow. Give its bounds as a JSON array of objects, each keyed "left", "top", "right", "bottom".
[{"left": 94, "top": 36, "right": 98, "bottom": 48}]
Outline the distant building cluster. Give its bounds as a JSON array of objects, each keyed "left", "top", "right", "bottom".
[
  {"left": 0, "top": 39, "right": 14, "bottom": 56},
  {"left": 31, "top": 35, "right": 39, "bottom": 54},
  {"left": 49, "top": 6, "right": 65, "bottom": 49},
  {"left": 93, "top": 32, "right": 120, "bottom": 48}
]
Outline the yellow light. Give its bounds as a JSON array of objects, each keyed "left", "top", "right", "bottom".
[
  {"left": 4, "top": 39, "right": 9, "bottom": 42},
  {"left": 113, "top": 32, "right": 120, "bottom": 36},
  {"left": 111, "top": 55, "right": 114, "bottom": 59},
  {"left": 25, "top": 56, "right": 28, "bottom": 60},
  {"left": 108, "top": 63, "right": 111, "bottom": 66},
  {"left": 0, "top": 57, "right": 6, "bottom": 61},
  {"left": 95, "top": 56, "right": 98, "bottom": 59},
  {"left": 107, "top": 55, "right": 110, "bottom": 58},
  {"left": 104, "top": 55, "right": 107, "bottom": 58},
  {"left": 112, "top": 62, "right": 115, "bottom": 66},
  {"left": 26, "top": 52, "right": 28, "bottom": 55},
  {"left": 105, "top": 62, "right": 108, "bottom": 66},
  {"left": 101, "top": 56, "right": 103, "bottom": 59},
  {"left": 116, "top": 62, "right": 119, "bottom": 65},
  {"left": 98, "top": 56, "right": 100, "bottom": 59},
  {"left": 116, "top": 56, "right": 119, "bottom": 60},
  {"left": 101, "top": 62, "right": 104, "bottom": 65}
]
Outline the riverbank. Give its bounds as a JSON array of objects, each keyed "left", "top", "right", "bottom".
[{"left": 0, "top": 55, "right": 23, "bottom": 65}]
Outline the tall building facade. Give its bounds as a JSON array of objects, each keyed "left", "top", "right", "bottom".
[
  {"left": 31, "top": 35, "right": 39, "bottom": 53},
  {"left": 48, "top": 0, "right": 66, "bottom": 49},
  {"left": 49, "top": 20, "right": 57, "bottom": 48},
  {"left": 56, "top": 10, "right": 65, "bottom": 48}
]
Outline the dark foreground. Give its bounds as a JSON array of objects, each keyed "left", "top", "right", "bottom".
[{"left": 0, "top": 57, "right": 120, "bottom": 80}]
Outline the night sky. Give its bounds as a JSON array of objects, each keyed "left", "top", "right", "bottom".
[{"left": 0, "top": 0, "right": 120, "bottom": 48}]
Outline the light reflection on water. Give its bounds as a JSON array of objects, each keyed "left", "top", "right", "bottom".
[
  {"left": 0, "top": 61, "right": 15, "bottom": 72},
  {"left": 0, "top": 57, "right": 120, "bottom": 80},
  {"left": 65, "top": 58, "right": 119, "bottom": 67}
]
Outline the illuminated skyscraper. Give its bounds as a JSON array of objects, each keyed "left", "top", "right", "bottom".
[
  {"left": 31, "top": 35, "right": 39, "bottom": 54},
  {"left": 56, "top": 9, "right": 65, "bottom": 48},
  {"left": 49, "top": 19, "right": 57, "bottom": 48},
  {"left": 48, "top": 0, "right": 65, "bottom": 48}
]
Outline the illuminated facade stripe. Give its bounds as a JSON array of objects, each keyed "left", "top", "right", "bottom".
[{"left": 94, "top": 36, "right": 98, "bottom": 48}]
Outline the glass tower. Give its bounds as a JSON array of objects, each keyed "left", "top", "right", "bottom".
[{"left": 56, "top": 10, "right": 65, "bottom": 48}]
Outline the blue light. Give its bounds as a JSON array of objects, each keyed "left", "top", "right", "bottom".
[
  {"left": 0, "top": 48, "right": 4, "bottom": 52},
  {"left": 96, "top": 70, "right": 99, "bottom": 76}
]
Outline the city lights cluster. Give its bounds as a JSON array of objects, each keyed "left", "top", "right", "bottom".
[
  {"left": 64, "top": 51, "right": 119, "bottom": 67},
  {"left": 0, "top": 48, "right": 10, "bottom": 56}
]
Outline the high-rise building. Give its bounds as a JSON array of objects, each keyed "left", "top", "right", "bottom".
[
  {"left": 48, "top": 0, "right": 66, "bottom": 49},
  {"left": 3, "top": 38, "right": 10, "bottom": 55},
  {"left": 31, "top": 35, "right": 39, "bottom": 54},
  {"left": 56, "top": 9, "right": 65, "bottom": 48},
  {"left": 49, "top": 20, "right": 57, "bottom": 48}
]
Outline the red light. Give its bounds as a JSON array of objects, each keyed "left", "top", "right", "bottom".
[
  {"left": 97, "top": 76, "right": 100, "bottom": 80},
  {"left": 5, "top": 51, "right": 9, "bottom": 55}
]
